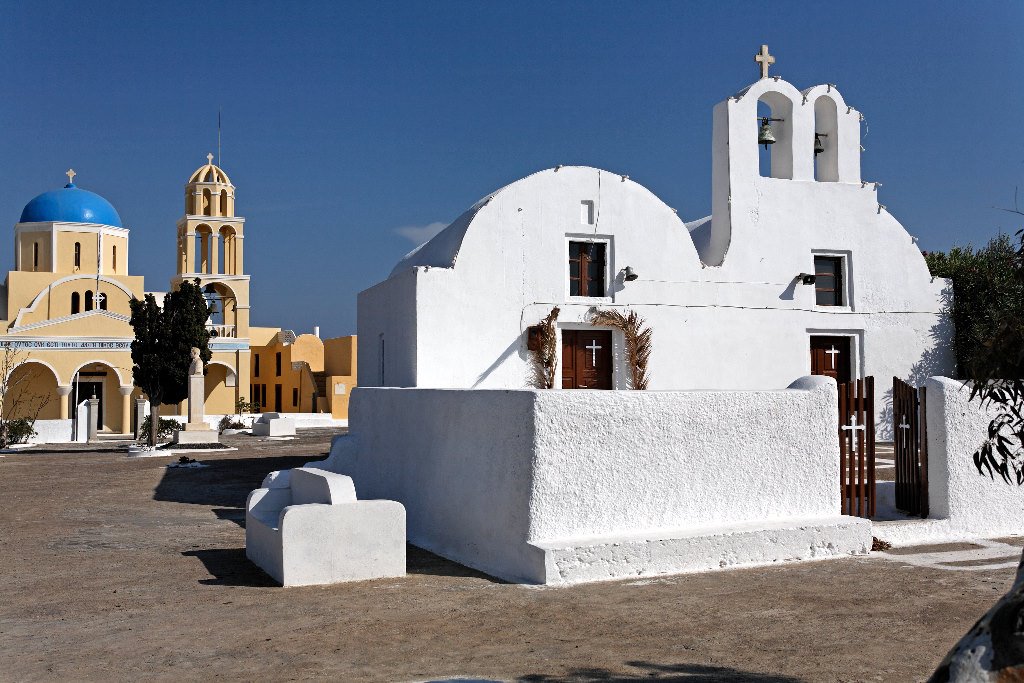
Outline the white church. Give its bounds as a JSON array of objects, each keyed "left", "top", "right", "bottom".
[
  {"left": 358, "top": 51, "right": 951, "bottom": 430},
  {"left": 248, "top": 48, "right": 957, "bottom": 586}
]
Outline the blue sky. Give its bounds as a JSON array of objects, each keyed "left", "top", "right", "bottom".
[{"left": 1, "top": 1, "right": 1021, "bottom": 337}]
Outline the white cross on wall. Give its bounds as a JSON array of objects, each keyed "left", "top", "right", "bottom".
[
  {"left": 94, "top": 293, "right": 106, "bottom": 304},
  {"left": 586, "top": 340, "right": 602, "bottom": 366},
  {"left": 825, "top": 346, "right": 840, "bottom": 369}
]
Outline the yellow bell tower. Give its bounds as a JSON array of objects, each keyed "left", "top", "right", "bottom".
[{"left": 172, "top": 153, "right": 251, "bottom": 412}]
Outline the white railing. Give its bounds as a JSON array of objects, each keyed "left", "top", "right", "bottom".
[{"left": 207, "top": 324, "right": 237, "bottom": 338}]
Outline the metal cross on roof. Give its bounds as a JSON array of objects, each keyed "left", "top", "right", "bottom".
[
  {"left": 66, "top": 168, "right": 76, "bottom": 184},
  {"left": 207, "top": 152, "right": 214, "bottom": 164},
  {"left": 755, "top": 44, "right": 775, "bottom": 79}
]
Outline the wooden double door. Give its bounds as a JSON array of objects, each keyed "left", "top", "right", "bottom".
[{"left": 562, "top": 330, "right": 612, "bottom": 389}]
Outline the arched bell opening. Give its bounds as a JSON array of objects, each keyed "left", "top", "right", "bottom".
[
  {"left": 195, "top": 225, "right": 213, "bottom": 273},
  {"left": 756, "top": 92, "right": 794, "bottom": 180},
  {"left": 202, "top": 281, "right": 238, "bottom": 338},
  {"left": 814, "top": 95, "right": 839, "bottom": 182}
]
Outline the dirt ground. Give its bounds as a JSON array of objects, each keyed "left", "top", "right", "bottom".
[{"left": 0, "top": 429, "right": 1017, "bottom": 682}]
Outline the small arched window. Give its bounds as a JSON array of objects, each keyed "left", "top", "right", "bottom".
[
  {"left": 74, "top": 242, "right": 81, "bottom": 269},
  {"left": 100, "top": 293, "right": 108, "bottom": 310},
  {"left": 84, "top": 290, "right": 93, "bottom": 311},
  {"left": 71, "top": 292, "right": 80, "bottom": 314}
]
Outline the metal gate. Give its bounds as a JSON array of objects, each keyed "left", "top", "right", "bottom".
[
  {"left": 838, "top": 377, "right": 875, "bottom": 518},
  {"left": 893, "top": 377, "right": 928, "bottom": 517}
]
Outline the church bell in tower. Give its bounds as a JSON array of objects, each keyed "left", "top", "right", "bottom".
[{"left": 758, "top": 117, "right": 777, "bottom": 149}]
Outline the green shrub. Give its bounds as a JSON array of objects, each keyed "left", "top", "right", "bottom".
[
  {"left": 139, "top": 415, "right": 179, "bottom": 442},
  {"left": 218, "top": 415, "right": 245, "bottom": 432},
  {"left": 4, "top": 418, "right": 36, "bottom": 445}
]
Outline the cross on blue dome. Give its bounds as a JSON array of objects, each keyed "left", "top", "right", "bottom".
[{"left": 19, "top": 173, "right": 122, "bottom": 228}]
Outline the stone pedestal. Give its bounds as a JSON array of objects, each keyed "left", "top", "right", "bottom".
[
  {"left": 134, "top": 398, "right": 148, "bottom": 439},
  {"left": 173, "top": 427, "right": 219, "bottom": 445},
  {"left": 172, "top": 353, "right": 219, "bottom": 445},
  {"left": 86, "top": 398, "right": 99, "bottom": 442},
  {"left": 188, "top": 374, "right": 205, "bottom": 424}
]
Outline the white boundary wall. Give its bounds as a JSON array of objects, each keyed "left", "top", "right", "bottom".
[
  {"left": 874, "top": 376, "right": 1024, "bottom": 545},
  {"left": 318, "top": 376, "right": 870, "bottom": 584}
]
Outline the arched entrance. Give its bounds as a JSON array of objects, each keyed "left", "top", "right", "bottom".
[
  {"left": 204, "top": 362, "right": 237, "bottom": 415},
  {"left": 70, "top": 362, "right": 128, "bottom": 433},
  {"left": 4, "top": 361, "right": 60, "bottom": 421}
]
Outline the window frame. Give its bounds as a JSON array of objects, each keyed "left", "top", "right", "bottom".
[
  {"left": 811, "top": 251, "right": 853, "bottom": 310},
  {"left": 566, "top": 236, "right": 612, "bottom": 300}
]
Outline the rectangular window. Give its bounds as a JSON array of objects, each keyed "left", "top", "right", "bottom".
[
  {"left": 261, "top": 384, "right": 267, "bottom": 407},
  {"left": 74, "top": 242, "right": 81, "bottom": 268},
  {"left": 814, "top": 256, "right": 844, "bottom": 306},
  {"left": 275, "top": 352, "right": 282, "bottom": 376},
  {"left": 568, "top": 241, "right": 606, "bottom": 297},
  {"left": 254, "top": 355, "right": 260, "bottom": 377},
  {"left": 292, "top": 388, "right": 298, "bottom": 407},
  {"left": 33, "top": 242, "right": 39, "bottom": 271},
  {"left": 112, "top": 245, "right": 117, "bottom": 271}
]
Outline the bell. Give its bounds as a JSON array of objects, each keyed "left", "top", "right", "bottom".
[
  {"left": 814, "top": 134, "right": 825, "bottom": 156},
  {"left": 758, "top": 119, "right": 776, "bottom": 149}
]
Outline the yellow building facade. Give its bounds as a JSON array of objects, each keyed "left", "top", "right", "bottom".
[
  {"left": 3, "top": 160, "right": 354, "bottom": 439},
  {"left": 250, "top": 332, "right": 356, "bottom": 419}
]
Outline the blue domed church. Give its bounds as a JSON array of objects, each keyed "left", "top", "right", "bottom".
[{"left": 1, "top": 164, "right": 263, "bottom": 441}]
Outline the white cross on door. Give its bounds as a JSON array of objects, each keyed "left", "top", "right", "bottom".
[
  {"left": 825, "top": 346, "right": 840, "bottom": 369},
  {"left": 842, "top": 414, "right": 866, "bottom": 434},
  {"left": 585, "top": 340, "right": 602, "bottom": 366}
]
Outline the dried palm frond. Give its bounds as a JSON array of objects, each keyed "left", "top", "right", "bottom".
[
  {"left": 590, "top": 308, "right": 652, "bottom": 390},
  {"left": 528, "top": 307, "right": 560, "bottom": 389}
]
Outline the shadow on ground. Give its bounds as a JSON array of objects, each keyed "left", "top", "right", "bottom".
[
  {"left": 185, "top": 544, "right": 506, "bottom": 587},
  {"left": 153, "top": 454, "right": 315, "bottom": 507},
  {"left": 518, "top": 661, "right": 803, "bottom": 682}
]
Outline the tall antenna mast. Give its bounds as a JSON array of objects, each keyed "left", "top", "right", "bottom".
[{"left": 217, "top": 108, "right": 222, "bottom": 166}]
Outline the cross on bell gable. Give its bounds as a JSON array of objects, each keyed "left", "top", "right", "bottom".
[{"left": 755, "top": 44, "right": 775, "bottom": 79}]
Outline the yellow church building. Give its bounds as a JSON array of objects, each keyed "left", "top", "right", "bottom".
[{"left": 1, "top": 159, "right": 355, "bottom": 440}]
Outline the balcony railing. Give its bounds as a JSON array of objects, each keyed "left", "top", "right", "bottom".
[{"left": 207, "top": 324, "right": 237, "bottom": 338}]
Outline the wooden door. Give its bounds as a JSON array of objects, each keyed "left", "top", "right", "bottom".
[
  {"left": 810, "top": 336, "right": 852, "bottom": 384},
  {"left": 561, "top": 330, "right": 612, "bottom": 389}
]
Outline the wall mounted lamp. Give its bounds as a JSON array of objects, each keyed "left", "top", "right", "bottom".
[
  {"left": 623, "top": 266, "right": 639, "bottom": 282},
  {"left": 798, "top": 273, "right": 816, "bottom": 285}
]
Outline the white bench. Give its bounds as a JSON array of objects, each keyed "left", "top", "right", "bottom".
[
  {"left": 251, "top": 412, "right": 297, "bottom": 437},
  {"left": 245, "top": 467, "right": 406, "bottom": 586}
]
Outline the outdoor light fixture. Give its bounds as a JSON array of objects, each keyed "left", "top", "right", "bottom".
[
  {"left": 623, "top": 266, "right": 639, "bottom": 282},
  {"left": 798, "top": 273, "right": 817, "bottom": 285},
  {"left": 814, "top": 133, "right": 828, "bottom": 156},
  {"left": 758, "top": 117, "right": 784, "bottom": 149}
]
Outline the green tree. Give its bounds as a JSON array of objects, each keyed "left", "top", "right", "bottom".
[
  {"left": 129, "top": 279, "right": 212, "bottom": 446},
  {"left": 927, "top": 226, "right": 1024, "bottom": 485},
  {"left": 924, "top": 234, "right": 1024, "bottom": 377}
]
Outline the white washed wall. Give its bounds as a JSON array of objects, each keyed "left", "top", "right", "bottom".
[
  {"left": 320, "top": 376, "right": 845, "bottom": 583},
  {"left": 926, "top": 377, "right": 1024, "bottom": 537}
]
